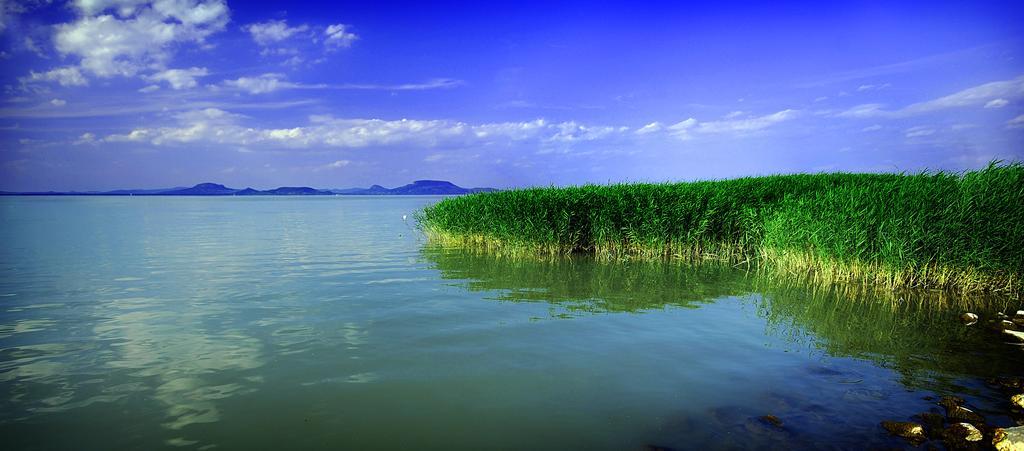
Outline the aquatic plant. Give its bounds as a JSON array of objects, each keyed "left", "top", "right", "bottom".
[{"left": 418, "top": 162, "right": 1024, "bottom": 294}]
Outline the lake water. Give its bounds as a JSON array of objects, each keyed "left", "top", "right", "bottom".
[{"left": 1, "top": 196, "right": 1021, "bottom": 450}]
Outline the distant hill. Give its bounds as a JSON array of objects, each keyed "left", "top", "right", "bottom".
[
  {"left": 1, "top": 180, "right": 496, "bottom": 196},
  {"left": 104, "top": 187, "right": 189, "bottom": 195},
  {"left": 159, "top": 183, "right": 240, "bottom": 195},
  {"left": 332, "top": 180, "right": 498, "bottom": 195},
  {"left": 253, "top": 187, "right": 333, "bottom": 195},
  {"left": 157, "top": 183, "right": 334, "bottom": 196}
]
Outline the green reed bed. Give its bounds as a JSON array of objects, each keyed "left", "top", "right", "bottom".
[{"left": 417, "top": 162, "right": 1024, "bottom": 295}]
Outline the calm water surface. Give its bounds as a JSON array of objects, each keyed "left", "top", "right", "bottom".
[{"left": 1, "top": 196, "right": 1021, "bottom": 450}]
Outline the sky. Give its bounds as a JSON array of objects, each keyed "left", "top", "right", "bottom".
[{"left": 0, "top": 0, "right": 1023, "bottom": 191}]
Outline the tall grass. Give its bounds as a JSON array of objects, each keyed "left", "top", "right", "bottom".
[{"left": 418, "top": 162, "right": 1024, "bottom": 294}]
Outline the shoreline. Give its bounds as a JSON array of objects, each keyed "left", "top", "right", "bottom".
[
  {"left": 424, "top": 229, "right": 1020, "bottom": 297},
  {"left": 418, "top": 163, "right": 1024, "bottom": 297}
]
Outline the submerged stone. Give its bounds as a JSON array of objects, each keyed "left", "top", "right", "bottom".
[
  {"left": 992, "top": 377, "right": 1024, "bottom": 391},
  {"left": 961, "top": 312, "right": 979, "bottom": 325},
  {"left": 914, "top": 412, "right": 946, "bottom": 439},
  {"left": 881, "top": 421, "right": 927, "bottom": 443},
  {"left": 944, "top": 422, "right": 983, "bottom": 447},
  {"left": 944, "top": 405, "right": 985, "bottom": 425},
  {"left": 939, "top": 395, "right": 966, "bottom": 410},
  {"left": 759, "top": 415, "right": 784, "bottom": 428},
  {"left": 994, "top": 427, "right": 1024, "bottom": 451}
]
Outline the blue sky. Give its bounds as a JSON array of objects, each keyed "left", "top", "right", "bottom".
[{"left": 1, "top": 0, "right": 1022, "bottom": 191}]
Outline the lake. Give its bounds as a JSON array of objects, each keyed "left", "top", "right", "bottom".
[{"left": 1, "top": 196, "right": 1021, "bottom": 450}]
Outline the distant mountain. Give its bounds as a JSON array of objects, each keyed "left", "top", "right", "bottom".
[
  {"left": 103, "top": 187, "right": 188, "bottom": 195},
  {"left": 1, "top": 180, "right": 497, "bottom": 196},
  {"left": 159, "top": 183, "right": 239, "bottom": 195},
  {"left": 251, "top": 186, "right": 332, "bottom": 195},
  {"left": 157, "top": 183, "right": 332, "bottom": 196},
  {"left": 333, "top": 180, "right": 497, "bottom": 195},
  {"left": 391, "top": 180, "right": 465, "bottom": 195},
  {"left": 330, "top": 188, "right": 368, "bottom": 194}
]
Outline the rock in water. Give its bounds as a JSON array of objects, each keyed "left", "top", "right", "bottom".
[
  {"left": 881, "top": 421, "right": 926, "bottom": 443},
  {"left": 961, "top": 312, "right": 979, "bottom": 325},
  {"left": 759, "top": 415, "right": 783, "bottom": 428},
  {"left": 939, "top": 395, "right": 965, "bottom": 410},
  {"left": 1013, "top": 394, "right": 1024, "bottom": 410},
  {"left": 992, "top": 377, "right": 1024, "bottom": 391},
  {"left": 994, "top": 320, "right": 1019, "bottom": 332},
  {"left": 944, "top": 422, "right": 983, "bottom": 445},
  {"left": 1005, "top": 330, "right": 1024, "bottom": 343},
  {"left": 914, "top": 412, "right": 946, "bottom": 439},
  {"left": 994, "top": 426, "right": 1024, "bottom": 451},
  {"left": 944, "top": 405, "right": 985, "bottom": 425}
]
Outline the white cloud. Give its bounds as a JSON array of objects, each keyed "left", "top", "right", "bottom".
[
  {"left": 340, "top": 78, "right": 463, "bottom": 91},
  {"left": 723, "top": 110, "right": 744, "bottom": 119},
  {"left": 97, "top": 107, "right": 802, "bottom": 151},
  {"left": 106, "top": 108, "right": 245, "bottom": 144},
  {"left": 856, "top": 83, "right": 891, "bottom": 92},
  {"left": 220, "top": 74, "right": 463, "bottom": 94},
  {"left": 904, "top": 126, "right": 935, "bottom": 138},
  {"left": 102, "top": 110, "right": 627, "bottom": 149},
  {"left": 836, "top": 103, "right": 884, "bottom": 118},
  {"left": 74, "top": 0, "right": 228, "bottom": 21},
  {"left": 696, "top": 109, "right": 798, "bottom": 134},
  {"left": 245, "top": 20, "right": 309, "bottom": 46},
  {"left": 546, "top": 122, "right": 624, "bottom": 143},
  {"left": 50, "top": 98, "right": 66, "bottom": 106},
  {"left": 635, "top": 122, "right": 663, "bottom": 135},
  {"left": 862, "top": 124, "right": 882, "bottom": 132},
  {"left": 74, "top": 132, "right": 97, "bottom": 144},
  {"left": 23, "top": 36, "right": 46, "bottom": 57},
  {"left": 244, "top": 20, "right": 357, "bottom": 65},
  {"left": 73, "top": 0, "right": 148, "bottom": 16},
  {"left": 53, "top": 0, "right": 228, "bottom": 78},
  {"left": 666, "top": 118, "right": 697, "bottom": 139},
  {"left": 839, "top": 75, "right": 1024, "bottom": 118},
  {"left": 903, "top": 76, "right": 1024, "bottom": 114},
  {"left": 22, "top": 66, "right": 89, "bottom": 87},
  {"left": 652, "top": 111, "right": 796, "bottom": 140},
  {"left": 325, "top": 23, "right": 357, "bottom": 48},
  {"left": 55, "top": 15, "right": 172, "bottom": 77},
  {"left": 146, "top": 67, "right": 208, "bottom": 89},
  {"left": 984, "top": 98, "right": 1009, "bottom": 109},
  {"left": 221, "top": 73, "right": 297, "bottom": 94},
  {"left": 1008, "top": 114, "right": 1024, "bottom": 129},
  {"left": 138, "top": 84, "right": 160, "bottom": 93},
  {"left": 322, "top": 159, "right": 351, "bottom": 169},
  {"left": 0, "top": 97, "right": 319, "bottom": 119}
]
